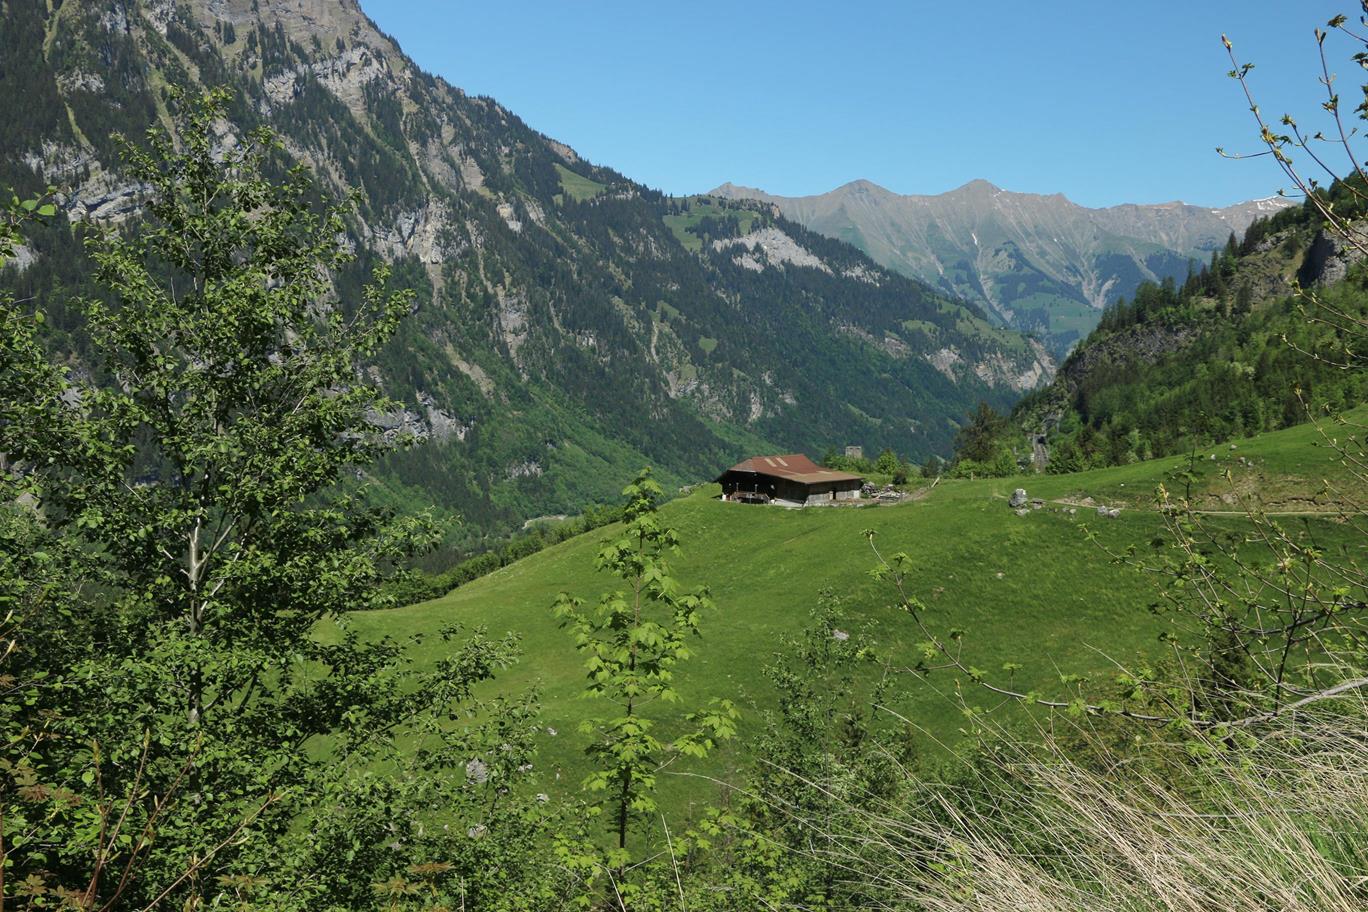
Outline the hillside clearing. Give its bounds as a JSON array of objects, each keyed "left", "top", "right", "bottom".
[{"left": 554, "top": 162, "right": 606, "bottom": 201}]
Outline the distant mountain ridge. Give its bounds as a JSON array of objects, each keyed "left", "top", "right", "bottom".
[{"left": 711, "top": 178, "right": 1293, "bottom": 353}]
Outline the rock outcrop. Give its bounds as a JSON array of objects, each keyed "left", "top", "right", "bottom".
[
  {"left": 1299, "top": 226, "right": 1368, "bottom": 287},
  {"left": 713, "top": 227, "right": 831, "bottom": 273}
]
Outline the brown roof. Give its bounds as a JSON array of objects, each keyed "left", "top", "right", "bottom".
[{"left": 717, "top": 454, "right": 863, "bottom": 485}]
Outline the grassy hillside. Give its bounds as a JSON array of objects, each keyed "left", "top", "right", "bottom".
[
  {"left": 553, "top": 162, "right": 605, "bottom": 202},
  {"left": 662, "top": 196, "right": 763, "bottom": 251},
  {"left": 344, "top": 414, "right": 1366, "bottom": 816}
]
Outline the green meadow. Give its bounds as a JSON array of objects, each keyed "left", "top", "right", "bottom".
[
  {"left": 346, "top": 414, "right": 1367, "bottom": 815},
  {"left": 554, "top": 163, "right": 607, "bottom": 202},
  {"left": 662, "top": 197, "right": 762, "bottom": 251}
]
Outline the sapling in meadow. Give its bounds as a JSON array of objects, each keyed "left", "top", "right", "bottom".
[{"left": 553, "top": 468, "right": 738, "bottom": 881}]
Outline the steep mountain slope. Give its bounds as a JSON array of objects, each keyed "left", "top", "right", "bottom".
[
  {"left": 712, "top": 178, "right": 1292, "bottom": 354},
  {"left": 2, "top": 0, "right": 1051, "bottom": 554},
  {"left": 975, "top": 193, "right": 1368, "bottom": 473}
]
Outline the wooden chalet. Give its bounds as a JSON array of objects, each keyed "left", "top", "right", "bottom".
[{"left": 716, "top": 454, "right": 863, "bottom": 505}]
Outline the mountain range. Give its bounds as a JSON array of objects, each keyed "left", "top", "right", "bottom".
[
  {"left": 2, "top": 0, "right": 1051, "bottom": 553},
  {"left": 711, "top": 178, "right": 1292, "bottom": 353}
]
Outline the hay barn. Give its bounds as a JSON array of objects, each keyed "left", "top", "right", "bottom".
[{"left": 717, "top": 454, "right": 863, "bottom": 505}]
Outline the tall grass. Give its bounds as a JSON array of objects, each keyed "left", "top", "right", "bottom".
[{"left": 796, "top": 708, "right": 1368, "bottom": 911}]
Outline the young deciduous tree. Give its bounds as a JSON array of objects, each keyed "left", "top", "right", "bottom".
[
  {"left": 553, "top": 469, "right": 737, "bottom": 876},
  {"left": 875, "top": 447, "right": 900, "bottom": 476},
  {"left": 702, "top": 593, "right": 909, "bottom": 909}
]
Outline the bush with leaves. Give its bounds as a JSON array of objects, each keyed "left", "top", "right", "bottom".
[
  {"left": 0, "top": 90, "right": 558, "bottom": 911},
  {"left": 689, "top": 594, "right": 912, "bottom": 911}
]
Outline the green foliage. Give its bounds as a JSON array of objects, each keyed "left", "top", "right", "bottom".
[
  {"left": 874, "top": 447, "right": 900, "bottom": 476},
  {"left": 1052, "top": 273, "right": 1368, "bottom": 471},
  {"left": 955, "top": 401, "right": 1008, "bottom": 464},
  {"left": 822, "top": 450, "right": 874, "bottom": 473},
  {"left": 553, "top": 469, "right": 737, "bottom": 866},
  {"left": 0, "top": 92, "right": 558, "bottom": 910},
  {"left": 959, "top": 196, "right": 1368, "bottom": 474},
  {"left": 947, "top": 401, "right": 1019, "bottom": 477},
  {"left": 697, "top": 594, "right": 912, "bottom": 909},
  {"left": 821, "top": 445, "right": 912, "bottom": 483}
]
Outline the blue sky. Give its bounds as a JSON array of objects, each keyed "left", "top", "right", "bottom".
[{"left": 361, "top": 1, "right": 1352, "bottom": 208}]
